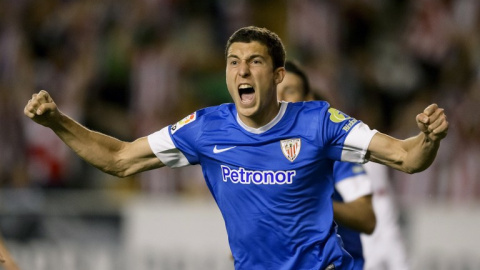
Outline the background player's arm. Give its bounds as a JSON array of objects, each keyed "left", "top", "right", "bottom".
[
  {"left": 367, "top": 104, "right": 448, "bottom": 174},
  {"left": 24, "top": 90, "right": 164, "bottom": 177},
  {"left": 333, "top": 195, "right": 376, "bottom": 234},
  {"left": 0, "top": 233, "right": 21, "bottom": 270}
]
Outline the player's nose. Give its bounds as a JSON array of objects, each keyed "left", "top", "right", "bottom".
[{"left": 238, "top": 61, "right": 250, "bottom": 77}]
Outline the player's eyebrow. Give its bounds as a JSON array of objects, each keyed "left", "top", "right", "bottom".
[
  {"left": 227, "top": 54, "right": 266, "bottom": 61},
  {"left": 248, "top": 54, "right": 266, "bottom": 61},
  {"left": 226, "top": 54, "right": 239, "bottom": 60}
]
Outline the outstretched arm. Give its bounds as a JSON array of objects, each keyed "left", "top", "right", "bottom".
[
  {"left": 24, "top": 90, "right": 164, "bottom": 177},
  {"left": 367, "top": 103, "right": 448, "bottom": 174},
  {"left": 333, "top": 195, "right": 376, "bottom": 234}
]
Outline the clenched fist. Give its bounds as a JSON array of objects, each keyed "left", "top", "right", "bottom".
[
  {"left": 416, "top": 103, "right": 449, "bottom": 142},
  {"left": 23, "top": 90, "right": 61, "bottom": 128}
]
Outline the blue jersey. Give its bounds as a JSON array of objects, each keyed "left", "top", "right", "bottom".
[
  {"left": 333, "top": 162, "right": 373, "bottom": 270},
  {"left": 148, "top": 101, "right": 377, "bottom": 270}
]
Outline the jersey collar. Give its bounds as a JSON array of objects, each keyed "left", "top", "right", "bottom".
[{"left": 236, "top": 102, "right": 288, "bottom": 134}]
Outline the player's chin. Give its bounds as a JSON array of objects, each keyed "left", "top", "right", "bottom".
[
  {"left": 237, "top": 98, "right": 257, "bottom": 112},
  {"left": 236, "top": 104, "right": 258, "bottom": 118}
]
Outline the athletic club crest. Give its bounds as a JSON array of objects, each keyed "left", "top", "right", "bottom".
[{"left": 280, "top": 138, "right": 301, "bottom": 162}]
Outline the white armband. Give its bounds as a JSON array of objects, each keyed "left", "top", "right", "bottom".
[
  {"left": 341, "top": 123, "right": 377, "bottom": 163},
  {"left": 148, "top": 127, "right": 190, "bottom": 168}
]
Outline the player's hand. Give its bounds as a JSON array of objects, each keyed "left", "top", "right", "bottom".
[
  {"left": 416, "top": 103, "right": 448, "bottom": 142},
  {"left": 24, "top": 90, "right": 61, "bottom": 128}
]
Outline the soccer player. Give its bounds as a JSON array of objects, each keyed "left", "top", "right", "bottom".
[
  {"left": 24, "top": 26, "right": 448, "bottom": 269},
  {"left": 277, "top": 60, "right": 376, "bottom": 269}
]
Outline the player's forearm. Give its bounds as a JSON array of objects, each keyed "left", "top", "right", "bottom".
[
  {"left": 333, "top": 200, "right": 376, "bottom": 234},
  {"left": 399, "top": 133, "right": 440, "bottom": 174},
  {"left": 368, "top": 132, "right": 440, "bottom": 174},
  {"left": 393, "top": 103, "right": 447, "bottom": 173},
  {"left": 51, "top": 112, "right": 128, "bottom": 176}
]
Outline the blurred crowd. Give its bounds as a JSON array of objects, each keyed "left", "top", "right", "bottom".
[{"left": 0, "top": 0, "right": 479, "bottom": 204}]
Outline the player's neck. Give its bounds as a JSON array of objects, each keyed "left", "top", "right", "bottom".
[{"left": 238, "top": 101, "right": 282, "bottom": 129}]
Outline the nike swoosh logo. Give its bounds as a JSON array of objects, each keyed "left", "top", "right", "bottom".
[{"left": 213, "top": 145, "right": 237, "bottom": 154}]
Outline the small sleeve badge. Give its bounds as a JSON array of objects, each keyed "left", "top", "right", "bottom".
[{"left": 171, "top": 112, "right": 197, "bottom": 134}]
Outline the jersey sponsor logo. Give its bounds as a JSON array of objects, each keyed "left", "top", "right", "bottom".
[
  {"left": 221, "top": 165, "right": 296, "bottom": 185},
  {"left": 328, "top": 108, "right": 350, "bottom": 123},
  {"left": 213, "top": 145, "right": 237, "bottom": 154},
  {"left": 328, "top": 108, "right": 358, "bottom": 132},
  {"left": 171, "top": 112, "right": 196, "bottom": 134},
  {"left": 342, "top": 119, "right": 358, "bottom": 132},
  {"left": 280, "top": 138, "right": 301, "bottom": 162}
]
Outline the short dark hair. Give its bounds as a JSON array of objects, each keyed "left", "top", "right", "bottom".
[
  {"left": 285, "top": 60, "right": 310, "bottom": 98},
  {"left": 225, "top": 26, "right": 286, "bottom": 70}
]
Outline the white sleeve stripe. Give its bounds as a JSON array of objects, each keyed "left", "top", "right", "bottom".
[
  {"left": 335, "top": 174, "right": 373, "bottom": 202},
  {"left": 147, "top": 127, "right": 190, "bottom": 168},
  {"left": 341, "top": 123, "right": 378, "bottom": 163}
]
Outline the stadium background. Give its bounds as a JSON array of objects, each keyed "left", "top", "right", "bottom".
[{"left": 0, "top": 0, "right": 479, "bottom": 269}]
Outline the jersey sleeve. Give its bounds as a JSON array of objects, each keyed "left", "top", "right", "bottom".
[
  {"left": 321, "top": 106, "right": 377, "bottom": 164},
  {"left": 147, "top": 127, "right": 190, "bottom": 168},
  {"left": 341, "top": 122, "right": 377, "bottom": 163},
  {"left": 333, "top": 162, "right": 373, "bottom": 202},
  {"left": 147, "top": 111, "right": 202, "bottom": 168}
]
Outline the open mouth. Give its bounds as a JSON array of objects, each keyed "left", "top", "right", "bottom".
[{"left": 239, "top": 84, "right": 255, "bottom": 103}]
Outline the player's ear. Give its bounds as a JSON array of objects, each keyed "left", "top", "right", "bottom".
[{"left": 274, "top": 67, "right": 285, "bottom": 85}]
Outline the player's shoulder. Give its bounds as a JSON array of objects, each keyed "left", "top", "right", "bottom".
[
  {"left": 171, "top": 103, "right": 235, "bottom": 134},
  {"left": 194, "top": 103, "right": 236, "bottom": 125},
  {"left": 298, "top": 101, "right": 359, "bottom": 131},
  {"left": 289, "top": 100, "right": 331, "bottom": 115},
  {"left": 179, "top": 103, "right": 234, "bottom": 122},
  {"left": 291, "top": 100, "right": 330, "bottom": 109},
  {"left": 283, "top": 101, "right": 331, "bottom": 124}
]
